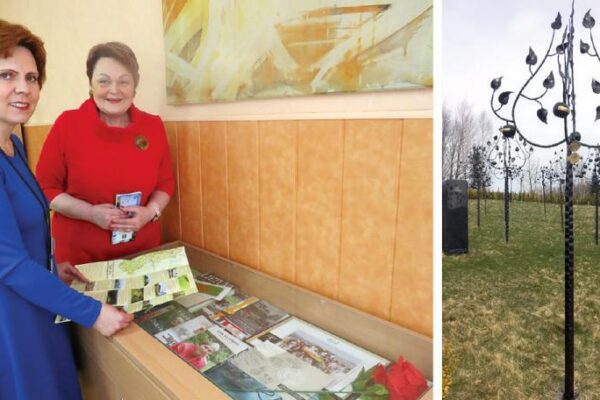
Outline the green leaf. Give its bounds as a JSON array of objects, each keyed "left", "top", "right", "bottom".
[
  {"left": 352, "top": 367, "right": 373, "bottom": 391},
  {"left": 371, "top": 384, "right": 389, "bottom": 396},
  {"left": 318, "top": 393, "right": 337, "bottom": 400},
  {"left": 356, "top": 383, "right": 389, "bottom": 400}
]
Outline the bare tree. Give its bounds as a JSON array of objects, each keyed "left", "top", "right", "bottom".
[
  {"left": 525, "top": 157, "right": 540, "bottom": 199},
  {"left": 475, "top": 110, "right": 494, "bottom": 144},
  {"left": 442, "top": 105, "right": 457, "bottom": 179},
  {"left": 442, "top": 100, "right": 477, "bottom": 180}
]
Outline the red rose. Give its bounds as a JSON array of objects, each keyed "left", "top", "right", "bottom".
[
  {"left": 374, "top": 357, "right": 427, "bottom": 400},
  {"left": 372, "top": 363, "right": 388, "bottom": 385}
]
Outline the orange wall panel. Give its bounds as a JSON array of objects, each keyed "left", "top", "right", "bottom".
[
  {"left": 23, "top": 125, "right": 50, "bottom": 171},
  {"left": 296, "top": 120, "right": 343, "bottom": 299},
  {"left": 392, "top": 119, "right": 433, "bottom": 337},
  {"left": 199, "top": 122, "right": 229, "bottom": 258},
  {"left": 258, "top": 120, "right": 297, "bottom": 281},
  {"left": 227, "top": 121, "right": 260, "bottom": 268},
  {"left": 161, "top": 122, "right": 181, "bottom": 243},
  {"left": 338, "top": 120, "right": 403, "bottom": 320},
  {"left": 177, "top": 122, "right": 203, "bottom": 248}
]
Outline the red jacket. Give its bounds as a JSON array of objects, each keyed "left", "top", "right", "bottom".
[{"left": 36, "top": 98, "right": 175, "bottom": 265}]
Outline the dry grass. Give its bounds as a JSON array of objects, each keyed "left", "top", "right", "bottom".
[{"left": 443, "top": 199, "right": 600, "bottom": 399}]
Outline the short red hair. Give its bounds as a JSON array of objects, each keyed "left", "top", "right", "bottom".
[{"left": 0, "top": 19, "right": 46, "bottom": 88}]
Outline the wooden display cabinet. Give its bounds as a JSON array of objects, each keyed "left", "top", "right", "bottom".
[{"left": 78, "top": 242, "right": 433, "bottom": 399}]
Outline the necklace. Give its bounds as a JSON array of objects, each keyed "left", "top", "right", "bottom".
[{"left": 0, "top": 136, "right": 52, "bottom": 271}]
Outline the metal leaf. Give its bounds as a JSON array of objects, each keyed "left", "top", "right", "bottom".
[
  {"left": 592, "top": 78, "right": 600, "bottom": 94},
  {"left": 498, "top": 91, "right": 512, "bottom": 105},
  {"left": 556, "top": 43, "right": 567, "bottom": 54},
  {"left": 551, "top": 13, "right": 562, "bottom": 29},
  {"left": 568, "top": 153, "right": 581, "bottom": 165},
  {"left": 583, "top": 9, "right": 596, "bottom": 28},
  {"left": 543, "top": 71, "right": 555, "bottom": 89},
  {"left": 525, "top": 47, "right": 538, "bottom": 65},
  {"left": 490, "top": 77, "right": 502, "bottom": 90},
  {"left": 581, "top": 40, "right": 590, "bottom": 54},
  {"left": 596, "top": 105, "right": 600, "bottom": 121},
  {"left": 537, "top": 107, "right": 548, "bottom": 123}
]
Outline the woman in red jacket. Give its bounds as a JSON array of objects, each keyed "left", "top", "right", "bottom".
[{"left": 36, "top": 42, "right": 175, "bottom": 265}]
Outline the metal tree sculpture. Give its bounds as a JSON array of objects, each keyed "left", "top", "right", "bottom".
[
  {"left": 486, "top": 133, "right": 531, "bottom": 243},
  {"left": 490, "top": 3, "right": 600, "bottom": 398},
  {"left": 467, "top": 145, "right": 491, "bottom": 228}
]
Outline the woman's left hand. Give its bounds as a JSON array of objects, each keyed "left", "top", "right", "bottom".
[
  {"left": 56, "top": 262, "right": 90, "bottom": 285},
  {"left": 109, "top": 205, "right": 155, "bottom": 232}
]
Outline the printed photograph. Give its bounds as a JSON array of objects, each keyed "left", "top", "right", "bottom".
[
  {"left": 170, "top": 330, "right": 234, "bottom": 372},
  {"left": 280, "top": 333, "right": 355, "bottom": 375}
]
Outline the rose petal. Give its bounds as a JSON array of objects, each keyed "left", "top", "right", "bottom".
[
  {"left": 385, "top": 357, "right": 428, "bottom": 400},
  {"left": 372, "top": 364, "right": 388, "bottom": 385}
]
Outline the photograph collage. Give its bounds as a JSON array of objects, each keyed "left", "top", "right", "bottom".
[{"left": 2, "top": 0, "right": 600, "bottom": 399}]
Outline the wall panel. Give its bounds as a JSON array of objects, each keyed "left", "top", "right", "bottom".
[
  {"left": 227, "top": 121, "right": 260, "bottom": 268},
  {"left": 296, "top": 120, "right": 344, "bottom": 299},
  {"left": 177, "top": 122, "right": 203, "bottom": 248},
  {"left": 23, "top": 125, "right": 50, "bottom": 170},
  {"left": 161, "top": 122, "right": 181, "bottom": 242},
  {"left": 338, "top": 120, "right": 403, "bottom": 320},
  {"left": 258, "top": 121, "right": 297, "bottom": 281},
  {"left": 392, "top": 119, "right": 433, "bottom": 336},
  {"left": 199, "top": 122, "right": 229, "bottom": 257}
]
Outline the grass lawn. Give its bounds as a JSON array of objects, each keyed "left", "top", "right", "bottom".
[{"left": 443, "top": 199, "right": 600, "bottom": 399}]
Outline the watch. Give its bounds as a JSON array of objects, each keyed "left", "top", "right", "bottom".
[{"left": 150, "top": 204, "right": 161, "bottom": 222}]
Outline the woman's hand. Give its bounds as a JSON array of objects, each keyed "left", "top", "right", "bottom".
[
  {"left": 109, "top": 205, "right": 155, "bottom": 232},
  {"left": 93, "top": 304, "right": 134, "bottom": 336},
  {"left": 56, "top": 262, "right": 89, "bottom": 285},
  {"left": 90, "top": 203, "right": 128, "bottom": 230}
]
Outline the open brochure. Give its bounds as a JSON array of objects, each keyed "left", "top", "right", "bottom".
[
  {"left": 111, "top": 191, "right": 142, "bottom": 245},
  {"left": 193, "top": 289, "right": 290, "bottom": 340},
  {"left": 55, "top": 246, "right": 197, "bottom": 323},
  {"left": 175, "top": 280, "right": 233, "bottom": 313},
  {"left": 246, "top": 318, "right": 390, "bottom": 398}
]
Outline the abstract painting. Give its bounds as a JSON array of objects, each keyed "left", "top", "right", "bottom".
[{"left": 162, "top": 0, "right": 432, "bottom": 104}]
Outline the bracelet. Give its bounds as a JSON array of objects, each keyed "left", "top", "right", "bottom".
[{"left": 149, "top": 203, "right": 161, "bottom": 222}]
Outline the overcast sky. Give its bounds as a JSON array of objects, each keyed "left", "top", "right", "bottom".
[{"left": 443, "top": 0, "right": 600, "bottom": 188}]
